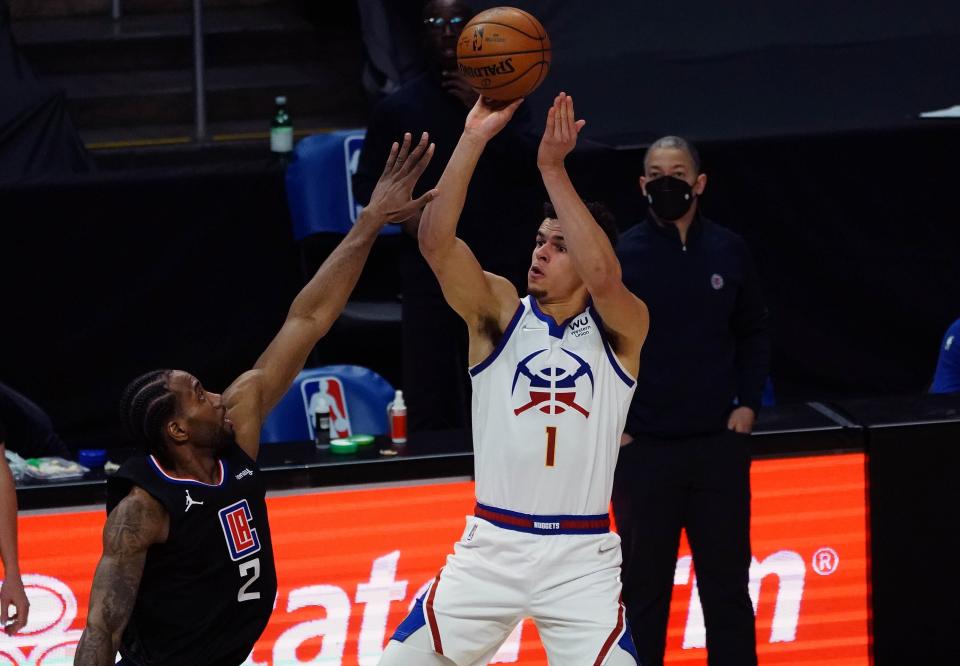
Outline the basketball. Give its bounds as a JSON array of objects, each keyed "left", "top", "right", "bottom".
[{"left": 456, "top": 7, "right": 551, "bottom": 102}]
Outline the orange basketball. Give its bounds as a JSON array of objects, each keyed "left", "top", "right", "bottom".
[{"left": 456, "top": 7, "right": 551, "bottom": 101}]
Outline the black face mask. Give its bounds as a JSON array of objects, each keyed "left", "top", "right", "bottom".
[{"left": 645, "top": 175, "right": 696, "bottom": 222}]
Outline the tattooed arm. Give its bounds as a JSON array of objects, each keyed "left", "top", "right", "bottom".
[{"left": 75, "top": 487, "right": 168, "bottom": 665}]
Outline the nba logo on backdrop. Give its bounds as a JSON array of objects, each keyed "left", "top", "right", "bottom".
[
  {"left": 301, "top": 376, "right": 351, "bottom": 439},
  {"left": 512, "top": 348, "right": 594, "bottom": 417},
  {"left": 219, "top": 500, "right": 261, "bottom": 561},
  {"left": 344, "top": 133, "right": 364, "bottom": 222}
]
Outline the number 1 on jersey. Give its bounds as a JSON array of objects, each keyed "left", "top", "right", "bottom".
[{"left": 545, "top": 426, "right": 557, "bottom": 467}]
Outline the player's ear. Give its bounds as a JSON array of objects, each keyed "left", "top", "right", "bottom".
[
  {"left": 638, "top": 175, "right": 648, "bottom": 196},
  {"left": 166, "top": 418, "right": 189, "bottom": 443}
]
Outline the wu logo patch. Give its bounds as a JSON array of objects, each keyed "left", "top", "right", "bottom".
[
  {"left": 569, "top": 315, "right": 592, "bottom": 338},
  {"left": 711, "top": 273, "right": 725, "bottom": 290},
  {"left": 219, "top": 499, "right": 261, "bottom": 561}
]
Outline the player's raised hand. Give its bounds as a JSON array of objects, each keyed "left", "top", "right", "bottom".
[
  {"left": 464, "top": 96, "right": 524, "bottom": 141},
  {"left": 537, "top": 92, "right": 586, "bottom": 172},
  {"left": 366, "top": 132, "right": 439, "bottom": 224},
  {"left": 0, "top": 574, "right": 29, "bottom": 635}
]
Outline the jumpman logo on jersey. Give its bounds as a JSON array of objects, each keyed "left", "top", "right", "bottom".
[
  {"left": 184, "top": 489, "right": 204, "bottom": 513},
  {"left": 512, "top": 348, "right": 595, "bottom": 417}
]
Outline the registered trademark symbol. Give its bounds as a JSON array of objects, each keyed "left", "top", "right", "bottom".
[{"left": 812, "top": 547, "right": 840, "bottom": 575}]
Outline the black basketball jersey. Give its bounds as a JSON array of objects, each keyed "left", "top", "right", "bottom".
[{"left": 106, "top": 443, "right": 277, "bottom": 666}]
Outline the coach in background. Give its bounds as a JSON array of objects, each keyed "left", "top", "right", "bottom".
[{"left": 613, "top": 136, "right": 770, "bottom": 666}]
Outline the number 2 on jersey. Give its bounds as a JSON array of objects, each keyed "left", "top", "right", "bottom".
[
  {"left": 545, "top": 426, "right": 557, "bottom": 467},
  {"left": 238, "top": 557, "right": 261, "bottom": 602}
]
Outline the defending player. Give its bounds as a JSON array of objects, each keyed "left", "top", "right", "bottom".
[
  {"left": 380, "top": 93, "right": 649, "bottom": 665},
  {"left": 74, "top": 132, "right": 438, "bottom": 666}
]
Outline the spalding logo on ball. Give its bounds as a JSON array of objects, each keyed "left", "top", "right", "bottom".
[{"left": 456, "top": 6, "right": 552, "bottom": 101}]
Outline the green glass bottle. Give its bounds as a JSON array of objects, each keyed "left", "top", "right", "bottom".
[{"left": 270, "top": 95, "right": 293, "bottom": 155}]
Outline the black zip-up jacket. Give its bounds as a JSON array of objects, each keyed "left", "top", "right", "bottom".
[{"left": 617, "top": 215, "right": 770, "bottom": 439}]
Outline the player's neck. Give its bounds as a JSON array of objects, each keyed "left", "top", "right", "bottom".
[
  {"left": 162, "top": 447, "right": 223, "bottom": 485},
  {"left": 534, "top": 294, "right": 589, "bottom": 326}
]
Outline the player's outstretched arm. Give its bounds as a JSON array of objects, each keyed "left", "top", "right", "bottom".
[
  {"left": 418, "top": 97, "right": 523, "bottom": 332},
  {"left": 75, "top": 487, "right": 168, "bottom": 666},
  {"left": 222, "top": 132, "right": 438, "bottom": 456},
  {"left": 0, "top": 444, "right": 28, "bottom": 635},
  {"left": 537, "top": 93, "right": 648, "bottom": 376}
]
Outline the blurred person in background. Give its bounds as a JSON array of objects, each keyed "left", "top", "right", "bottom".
[
  {"left": 0, "top": 381, "right": 70, "bottom": 459},
  {"left": 0, "top": 380, "right": 68, "bottom": 628},
  {"left": 353, "top": 0, "right": 541, "bottom": 434},
  {"left": 0, "top": 0, "right": 92, "bottom": 184},
  {"left": 0, "top": 412, "right": 29, "bottom": 635},
  {"left": 356, "top": 0, "right": 425, "bottom": 99},
  {"left": 613, "top": 136, "right": 770, "bottom": 666}
]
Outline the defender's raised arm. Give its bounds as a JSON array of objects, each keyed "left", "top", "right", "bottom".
[{"left": 224, "top": 133, "right": 438, "bottom": 457}]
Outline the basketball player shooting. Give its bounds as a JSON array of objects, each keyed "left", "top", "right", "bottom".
[
  {"left": 379, "top": 94, "right": 649, "bottom": 665},
  {"left": 74, "top": 133, "right": 438, "bottom": 666}
]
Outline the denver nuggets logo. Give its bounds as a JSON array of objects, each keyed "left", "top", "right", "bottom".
[
  {"left": 219, "top": 499, "right": 261, "bottom": 561},
  {"left": 511, "top": 348, "right": 594, "bottom": 417}
]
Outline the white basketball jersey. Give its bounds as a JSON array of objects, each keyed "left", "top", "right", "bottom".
[{"left": 469, "top": 296, "right": 637, "bottom": 516}]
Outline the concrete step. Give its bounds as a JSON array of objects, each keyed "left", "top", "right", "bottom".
[
  {"left": 12, "top": 6, "right": 331, "bottom": 75},
  {"left": 86, "top": 135, "right": 282, "bottom": 172},
  {"left": 9, "top": 0, "right": 277, "bottom": 20},
  {"left": 50, "top": 61, "right": 367, "bottom": 128},
  {"left": 81, "top": 116, "right": 361, "bottom": 171}
]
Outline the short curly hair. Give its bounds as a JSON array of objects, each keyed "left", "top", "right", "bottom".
[
  {"left": 643, "top": 135, "right": 701, "bottom": 174},
  {"left": 543, "top": 200, "right": 618, "bottom": 248}
]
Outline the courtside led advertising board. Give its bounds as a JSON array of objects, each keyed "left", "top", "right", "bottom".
[{"left": 2, "top": 453, "right": 869, "bottom": 665}]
